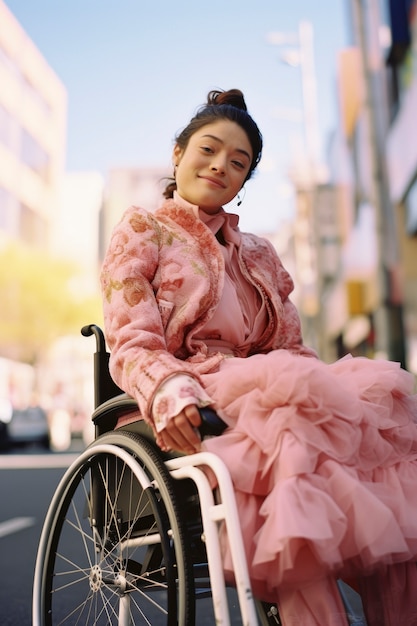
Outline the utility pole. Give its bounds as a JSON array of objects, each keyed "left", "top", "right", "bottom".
[
  {"left": 351, "top": 0, "right": 407, "bottom": 367},
  {"left": 297, "top": 21, "right": 322, "bottom": 178},
  {"left": 267, "top": 22, "right": 325, "bottom": 354}
]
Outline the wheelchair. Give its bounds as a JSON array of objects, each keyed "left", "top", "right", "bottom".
[{"left": 32, "top": 325, "right": 365, "bottom": 626}]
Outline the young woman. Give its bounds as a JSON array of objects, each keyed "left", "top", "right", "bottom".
[{"left": 101, "top": 88, "right": 417, "bottom": 625}]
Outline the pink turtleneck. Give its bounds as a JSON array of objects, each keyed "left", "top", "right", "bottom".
[{"left": 173, "top": 192, "right": 267, "bottom": 356}]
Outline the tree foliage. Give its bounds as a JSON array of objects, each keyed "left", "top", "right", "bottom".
[{"left": 0, "top": 243, "right": 103, "bottom": 364}]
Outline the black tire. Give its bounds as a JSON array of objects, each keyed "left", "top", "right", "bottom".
[{"left": 33, "top": 431, "right": 195, "bottom": 625}]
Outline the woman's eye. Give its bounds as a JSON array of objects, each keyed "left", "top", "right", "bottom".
[
  {"left": 201, "top": 146, "right": 213, "bottom": 153},
  {"left": 232, "top": 160, "right": 245, "bottom": 169}
]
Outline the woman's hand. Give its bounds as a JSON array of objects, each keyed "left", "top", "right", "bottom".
[{"left": 157, "top": 404, "right": 202, "bottom": 455}]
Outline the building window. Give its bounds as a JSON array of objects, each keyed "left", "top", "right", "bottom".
[
  {"left": 19, "top": 203, "right": 48, "bottom": 248},
  {"left": 21, "top": 75, "right": 52, "bottom": 118},
  {"left": 0, "top": 42, "right": 17, "bottom": 77},
  {"left": 0, "top": 187, "right": 19, "bottom": 235},
  {"left": 20, "top": 129, "right": 50, "bottom": 181},
  {"left": 0, "top": 104, "right": 17, "bottom": 152}
]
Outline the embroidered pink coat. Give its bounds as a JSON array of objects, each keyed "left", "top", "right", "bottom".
[{"left": 100, "top": 199, "right": 316, "bottom": 431}]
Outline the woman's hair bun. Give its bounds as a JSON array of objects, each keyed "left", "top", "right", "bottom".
[{"left": 207, "top": 89, "right": 248, "bottom": 112}]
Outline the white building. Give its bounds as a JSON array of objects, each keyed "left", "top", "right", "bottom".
[{"left": 0, "top": 0, "right": 67, "bottom": 250}]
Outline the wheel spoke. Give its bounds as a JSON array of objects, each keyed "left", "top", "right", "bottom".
[{"left": 34, "top": 435, "right": 195, "bottom": 625}]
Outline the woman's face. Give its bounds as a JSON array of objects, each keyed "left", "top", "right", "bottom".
[{"left": 173, "top": 119, "right": 252, "bottom": 213}]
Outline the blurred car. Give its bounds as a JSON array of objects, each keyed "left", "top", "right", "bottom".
[
  {"left": 7, "top": 404, "right": 50, "bottom": 450},
  {"left": 0, "top": 397, "right": 13, "bottom": 451}
]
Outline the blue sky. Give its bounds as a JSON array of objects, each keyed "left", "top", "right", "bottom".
[{"left": 5, "top": 0, "right": 350, "bottom": 232}]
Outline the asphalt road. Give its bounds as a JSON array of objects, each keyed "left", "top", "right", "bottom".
[
  {"left": 0, "top": 447, "right": 366, "bottom": 626},
  {"left": 0, "top": 451, "right": 77, "bottom": 625}
]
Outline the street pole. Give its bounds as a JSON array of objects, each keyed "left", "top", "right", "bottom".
[
  {"left": 297, "top": 21, "right": 325, "bottom": 355},
  {"left": 298, "top": 21, "right": 322, "bottom": 176},
  {"left": 351, "top": 0, "right": 407, "bottom": 367},
  {"left": 267, "top": 23, "right": 325, "bottom": 356}
]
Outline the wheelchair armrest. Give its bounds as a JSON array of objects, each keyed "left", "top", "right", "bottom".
[
  {"left": 92, "top": 392, "right": 227, "bottom": 439},
  {"left": 92, "top": 393, "right": 139, "bottom": 435}
]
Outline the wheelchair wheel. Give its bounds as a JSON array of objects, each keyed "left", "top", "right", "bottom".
[{"left": 33, "top": 431, "right": 195, "bottom": 626}]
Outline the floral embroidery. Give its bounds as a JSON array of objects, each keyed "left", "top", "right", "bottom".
[
  {"left": 109, "top": 231, "right": 129, "bottom": 260},
  {"left": 102, "top": 278, "right": 123, "bottom": 303},
  {"left": 129, "top": 213, "right": 152, "bottom": 234},
  {"left": 122, "top": 277, "right": 149, "bottom": 307},
  {"left": 153, "top": 396, "right": 175, "bottom": 428},
  {"left": 179, "top": 385, "right": 200, "bottom": 397}
]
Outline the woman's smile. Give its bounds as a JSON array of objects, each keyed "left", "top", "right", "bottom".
[{"left": 198, "top": 175, "right": 227, "bottom": 189}]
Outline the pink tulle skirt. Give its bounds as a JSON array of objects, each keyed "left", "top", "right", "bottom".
[{"left": 201, "top": 351, "right": 417, "bottom": 625}]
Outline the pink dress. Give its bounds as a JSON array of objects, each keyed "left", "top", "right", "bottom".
[
  {"left": 186, "top": 216, "right": 417, "bottom": 625},
  {"left": 111, "top": 200, "right": 417, "bottom": 625}
]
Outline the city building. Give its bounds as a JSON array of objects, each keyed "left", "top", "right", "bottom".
[
  {"left": 287, "top": 2, "right": 417, "bottom": 374},
  {"left": 100, "top": 166, "right": 170, "bottom": 257},
  {"left": 328, "top": 42, "right": 382, "bottom": 361},
  {"left": 0, "top": 2, "right": 106, "bottom": 434},
  {"left": 385, "top": 0, "right": 417, "bottom": 372},
  {"left": 0, "top": 0, "right": 67, "bottom": 250},
  {"left": 313, "top": 0, "right": 417, "bottom": 375},
  {"left": 52, "top": 171, "right": 104, "bottom": 295}
]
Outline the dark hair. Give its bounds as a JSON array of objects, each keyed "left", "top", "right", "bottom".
[{"left": 163, "top": 88, "right": 263, "bottom": 199}]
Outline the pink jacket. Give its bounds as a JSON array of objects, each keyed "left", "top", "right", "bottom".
[{"left": 101, "top": 199, "right": 316, "bottom": 429}]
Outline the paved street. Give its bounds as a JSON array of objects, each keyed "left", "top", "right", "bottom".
[{"left": 0, "top": 451, "right": 78, "bottom": 625}]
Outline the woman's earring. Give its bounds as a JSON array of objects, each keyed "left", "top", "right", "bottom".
[{"left": 237, "top": 187, "right": 246, "bottom": 207}]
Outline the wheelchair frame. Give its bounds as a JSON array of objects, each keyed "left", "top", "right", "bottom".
[
  {"left": 32, "top": 325, "right": 280, "bottom": 625},
  {"left": 32, "top": 324, "right": 362, "bottom": 625}
]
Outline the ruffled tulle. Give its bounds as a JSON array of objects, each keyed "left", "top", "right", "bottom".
[{"left": 201, "top": 351, "right": 417, "bottom": 622}]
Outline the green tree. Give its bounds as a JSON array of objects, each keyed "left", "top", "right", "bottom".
[{"left": 0, "top": 243, "right": 103, "bottom": 364}]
